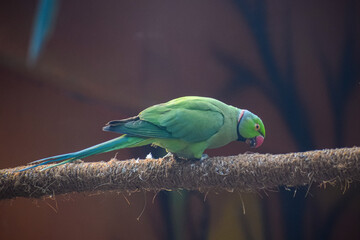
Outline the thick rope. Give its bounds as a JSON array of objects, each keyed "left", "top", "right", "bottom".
[{"left": 0, "top": 147, "right": 359, "bottom": 199}]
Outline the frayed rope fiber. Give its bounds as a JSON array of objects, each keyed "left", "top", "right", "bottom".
[{"left": 1, "top": 147, "right": 359, "bottom": 199}]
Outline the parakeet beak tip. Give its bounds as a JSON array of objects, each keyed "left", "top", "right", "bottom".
[
  {"left": 254, "top": 135, "right": 264, "bottom": 148},
  {"left": 246, "top": 135, "right": 264, "bottom": 148}
]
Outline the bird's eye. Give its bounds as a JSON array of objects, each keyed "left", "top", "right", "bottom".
[{"left": 255, "top": 123, "right": 260, "bottom": 131}]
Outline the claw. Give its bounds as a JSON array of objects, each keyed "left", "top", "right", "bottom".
[
  {"left": 163, "top": 152, "right": 174, "bottom": 159},
  {"left": 200, "top": 154, "right": 209, "bottom": 161}
]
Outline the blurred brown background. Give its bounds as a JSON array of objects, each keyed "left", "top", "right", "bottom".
[{"left": 0, "top": 0, "right": 359, "bottom": 239}]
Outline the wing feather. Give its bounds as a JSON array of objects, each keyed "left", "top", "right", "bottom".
[
  {"left": 103, "top": 117, "right": 172, "bottom": 138},
  {"left": 140, "top": 98, "right": 224, "bottom": 142},
  {"left": 104, "top": 97, "right": 225, "bottom": 142}
]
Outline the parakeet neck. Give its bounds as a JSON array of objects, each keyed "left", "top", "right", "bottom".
[{"left": 237, "top": 109, "right": 247, "bottom": 142}]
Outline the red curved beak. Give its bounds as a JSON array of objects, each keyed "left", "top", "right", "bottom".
[
  {"left": 254, "top": 135, "right": 264, "bottom": 148},
  {"left": 245, "top": 135, "right": 264, "bottom": 148}
]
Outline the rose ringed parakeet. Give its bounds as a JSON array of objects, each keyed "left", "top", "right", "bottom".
[{"left": 19, "top": 96, "right": 265, "bottom": 171}]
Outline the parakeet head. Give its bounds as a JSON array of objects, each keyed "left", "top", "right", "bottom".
[{"left": 237, "top": 109, "right": 265, "bottom": 148}]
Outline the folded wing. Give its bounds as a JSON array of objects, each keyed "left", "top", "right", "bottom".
[{"left": 104, "top": 98, "right": 225, "bottom": 143}]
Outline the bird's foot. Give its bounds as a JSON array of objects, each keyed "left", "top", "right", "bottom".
[
  {"left": 163, "top": 152, "right": 188, "bottom": 162},
  {"left": 163, "top": 152, "right": 173, "bottom": 159},
  {"left": 188, "top": 154, "right": 209, "bottom": 162},
  {"left": 163, "top": 152, "right": 178, "bottom": 161},
  {"left": 200, "top": 154, "right": 209, "bottom": 161}
]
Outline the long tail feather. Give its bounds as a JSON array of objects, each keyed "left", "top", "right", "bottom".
[
  {"left": 40, "top": 159, "right": 75, "bottom": 171},
  {"left": 18, "top": 135, "right": 148, "bottom": 171}
]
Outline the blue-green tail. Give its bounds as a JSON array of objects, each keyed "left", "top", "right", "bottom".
[{"left": 18, "top": 135, "right": 148, "bottom": 171}]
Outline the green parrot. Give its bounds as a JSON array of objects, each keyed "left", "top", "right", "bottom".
[{"left": 19, "top": 96, "right": 265, "bottom": 171}]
